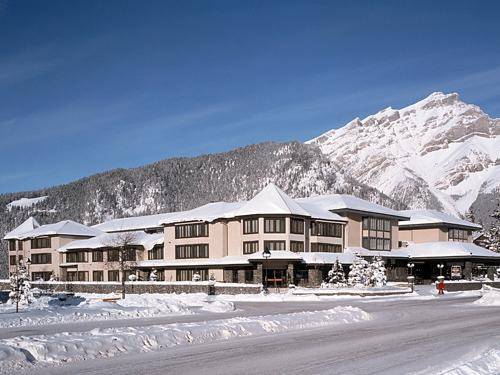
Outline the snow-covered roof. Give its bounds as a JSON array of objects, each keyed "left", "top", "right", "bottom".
[
  {"left": 159, "top": 201, "right": 245, "bottom": 225},
  {"left": 297, "top": 194, "right": 409, "bottom": 219},
  {"left": 296, "top": 201, "right": 347, "bottom": 222},
  {"left": 58, "top": 232, "right": 164, "bottom": 252},
  {"left": 92, "top": 212, "right": 180, "bottom": 233},
  {"left": 20, "top": 220, "right": 103, "bottom": 239},
  {"left": 3, "top": 217, "right": 40, "bottom": 240},
  {"left": 247, "top": 250, "right": 303, "bottom": 261},
  {"left": 136, "top": 255, "right": 251, "bottom": 268},
  {"left": 398, "top": 209, "right": 482, "bottom": 230},
  {"left": 392, "top": 242, "right": 500, "bottom": 259}
]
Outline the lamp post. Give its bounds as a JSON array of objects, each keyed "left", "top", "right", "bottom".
[
  {"left": 437, "top": 263, "right": 444, "bottom": 277},
  {"left": 262, "top": 247, "right": 271, "bottom": 294},
  {"left": 25, "top": 258, "right": 31, "bottom": 281},
  {"left": 407, "top": 260, "right": 415, "bottom": 293}
]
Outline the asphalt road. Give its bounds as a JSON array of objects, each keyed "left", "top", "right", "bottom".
[{"left": 19, "top": 291, "right": 500, "bottom": 375}]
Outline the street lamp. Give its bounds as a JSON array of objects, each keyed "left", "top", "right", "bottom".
[
  {"left": 262, "top": 247, "right": 271, "bottom": 294},
  {"left": 25, "top": 258, "right": 31, "bottom": 282},
  {"left": 407, "top": 260, "right": 415, "bottom": 293},
  {"left": 437, "top": 263, "right": 444, "bottom": 277}
]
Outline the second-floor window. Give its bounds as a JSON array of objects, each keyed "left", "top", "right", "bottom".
[
  {"left": 290, "top": 218, "right": 304, "bottom": 234},
  {"left": 243, "top": 241, "right": 259, "bottom": 254},
  {"left": 175, "top": 244, "right": 209, "bottom": 259},
  {"left": 310, "top": 243, "right": 342, "bottom": 253},
  {"left": 264, "top": 218, "right": 285, "bottom": 233},
  {"left": 175, "top": 223, "right": 209, "bottom": 238},
  {"left": 362, "top": 217, "right": 391, "bottom": 251},
  {"left": 311, "top": 222, "right": 342, "bottom": 237},
  {"left": 31, "top": 253, "right": 52, "bottom": 264},
  {"left": 243, "top": 218, "right": 259, "bottom": 234},
  {"left": 92, "top": 251, "right": 103, "bottom": 262},
  {"left": 31, "top": 237, "right": 51, "bottom": 249},
  {"left": 148, "top": 245, "right": 164, "bottom": 260},
  {"left": 66, "top": 252, "right": 87, "bottom": 263},
  {"left": 9, "top": 240, "right": 15, "bottom": 251},
  {"left": 449, "top": 228, "right": 469, "bottom": 242}
]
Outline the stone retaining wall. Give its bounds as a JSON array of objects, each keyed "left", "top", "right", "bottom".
[
  {"left": 0, "top": 280, "right": 261, "bottom": 295},
  {"left": 443, "top": 281, "right": 500, "bottom": 292}
]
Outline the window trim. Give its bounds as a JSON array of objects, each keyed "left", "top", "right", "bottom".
[
  {"left": 264, "top": 218, "right": 286, "bottom": 233},
  {"left": 243, "top": 218, "right": 259, "bottom": 234}
]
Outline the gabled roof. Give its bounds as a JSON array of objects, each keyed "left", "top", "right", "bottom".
[
  {"left": 392, "top": 242, "right": 500, "bottom": 259},
  {"left": 20, "top": 220, "right": 103, "bottom": 239},
  {"left": 58, "top": 231, "right": 163, "bottom": 252},
  {"left": 398, "top": 210, "right": 482, "bottom": 230},
  {"left": 3, "top": 217, "right": 40, "bottom": 240},
  {"left": 93, "top": 212, "right": 181, "bottom": 233},
  {"left": 233, "top": 183, "right": 310, "bottom": 217},
  {"left": 297, "top": 194, "right": 409, "bottom": 220}
]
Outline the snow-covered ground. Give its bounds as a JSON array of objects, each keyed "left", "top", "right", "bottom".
[
  {"left": 0, "top": 306, "right": 370, "bottom": 373},
  {"left": 0, "top": 293, "right": 235, "bottom": 328},
  {"left": 473, "top": 286, "right": 500, "bottom": 307}
]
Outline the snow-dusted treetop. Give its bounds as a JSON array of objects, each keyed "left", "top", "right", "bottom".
[
  {"left": 6, "top": 196, "right": 48, "bottom": 211},
  {"left": 19, "top": 220, "right": 103, "bottom": 239},
  {"left": 3, "top": 217, "right": 40, "bottom": 240},
  {"left": 392, "top": 241, "right": 500, "bottom": 259},
  {"left": 58, "top": 231, "right": 164, "bottom": 253},
  {"left": 399, "top": 209, "right": 482, "bottom": 230}
]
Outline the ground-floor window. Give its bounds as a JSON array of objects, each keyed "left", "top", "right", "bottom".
[
  {"left": 108, "top": 270, "right": 120, "bottom": 281},
  {"left": 244, "top": 269, "right": 254, "bottom": 284},
  {"left": 264, "top": 240, "right": 286, "bottom": 251},
  {"left": 176, "top": 269, "right": 208, "bottom": 281},
  {"left": 93, "top": 270, "right": 104, "bottom": 282},
  {"left": 66, "top": 271, "right": 88, "bottom": 281},
  {"left": 290, "top": 241, "right": 304, "bottom": 252},
  {"left": 294, "top": 265, "right": 309, "bottom": 285},
  {"left": 31, "top": 272, "right": 52, "bottom": 281}
]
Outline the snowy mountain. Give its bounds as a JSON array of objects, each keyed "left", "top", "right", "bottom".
[
  {"left": 0, "top": 141, "right": 401, "bottom": 277},
  {"left": 308, "top": 92, "right": 500, "bottom": 227}
]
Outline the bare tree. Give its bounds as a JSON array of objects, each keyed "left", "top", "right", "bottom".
[{"left": 103, "top": 232, "right": 139, "bottom": 299}]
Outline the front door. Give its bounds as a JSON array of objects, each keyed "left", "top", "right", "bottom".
[{"left": 265, "top": 269, "right": 287, "bottom": 288}]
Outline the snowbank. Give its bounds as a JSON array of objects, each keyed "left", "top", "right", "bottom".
[
  {"left": 473, "top": 286, "right": 500, "bottom": 307},
  {"left": 0, "top": 293, "right": 234, "bottom": 328},
  {"left": 0, "top": 306, "right": 370, "bottom": 372}
]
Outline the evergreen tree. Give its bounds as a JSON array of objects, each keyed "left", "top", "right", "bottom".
[
  {"left": 323, "top": 259, "right": 347, "bottom": 287},
  {"left": 348, "top": 255, "right": 370, "bottom": 287},
  {"left": 368, "top": 256, "right": 387, "bottom": 287},
  {"left": 8, "top": 265, "right": 33, "bottom": 310}
]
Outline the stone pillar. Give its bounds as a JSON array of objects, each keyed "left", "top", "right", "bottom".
[
  {"left": 287, "top": 263, "right": 295, "bottom": 286},
  {"left": 308, "top": 268, "right": 323, "bottom": 287},
  {"left": 487, "top": 267, "right": 495, "bottom": 281},
  {"left": 254, "top": 264, "right": 263, "bottom": 284},
  {"left": 237, "top": 269, "right": 246, "bottom": 284},
  {"left": 464, "top": 262, "right": 472, "bottom": 281}
]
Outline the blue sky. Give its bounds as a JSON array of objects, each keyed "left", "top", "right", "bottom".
[{"left": 0, "top": 0, "right": 499, "bottom": 193}]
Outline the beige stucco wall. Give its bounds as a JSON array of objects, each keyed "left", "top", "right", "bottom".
[{"left": 399, "top": 227, "right": 448, "bottom": 244}]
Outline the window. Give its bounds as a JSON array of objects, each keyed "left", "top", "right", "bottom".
[
  {"left": 244, "top": 270, "right": 254, "bottom": 284},
  {"left": 93, "top": 271, "right": 104, "bottom": 282},
  {"left": 65, "top": 252, "right": 87, "bottom": 263},
  {"left": 175, "top": 244, "right": 209, "bottom": 259},
  {"left": 31, "top": 253, "right": 52, "bottom": 264},
  {"left": 77, "top": 271, "right": 88, "bottom": 281},
  {"left": 107, "top": 249, "right": 120, "bottom": 262},
  {"left": 123, "top": 270, "right": 136, "bottom": 281},
  {"left": 311, "top": 222, "right": 342, "bottom": 237},
  {"left": 18, "top": 241, "right": 23, "bottom": 251},
  {"left": 263, "top": 240, "right": 286, "bottom": 251},
  {"left": 175, "top": 223, "right": 208, "bottom": 239},
  {"left": 92, "top": 251, "right": 103, "bottom": 262},
  {"left": 290, "top": 241, "right": 304, "bottom": 252},
  {"left": 32, "top": 272, "right": 52, "bottom": 281},
  {"left": 290, "top": 218, "right": 304, "bottom": 234},
  {"left": 362, "top": 217, "right": 391, "bottom": 251},
  {"left": 31, "top": 237, "right": 51, "bottom": 249},
  {"left": 176, "top": 269, "right": 208, "bottom": 281},
  {"left": 264, "top": 218, "right": 285, "bottom": 233},
  {"left": 108, "top": 270, "right": 120, "bottom": 281},
  {"left": 449, "top": 228, "right": 469, "bottom": 242},
  {"left": 9, "top": 240, "right": 16, "bottom": 251},
  {"left": 148, "top": 245, "right": 164, "bottom": 260},
  {"left": 66, "top": 271, "right": 77, "bottom": 281},
  {"left": 153, "top": 270, "right": 165, "bottom": 281},
  {"left": 243, "top": 218, "right": 259, "bottom": 234},
  {"left": 10, "top": 255, "right": 23, "bottom": 266},
  {"left": 310, "top": 243, "right": 342, "bottom": 253},
  {"left": 122, "top": 248, "right": 137, "bottom": 261},
  {"left": 232, "top": 270, "right": 238, "bottom": 283},
  {"left": 243, "top": 241, "right": 259, "bottom": 254}
]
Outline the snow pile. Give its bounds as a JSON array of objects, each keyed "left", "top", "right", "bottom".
[
  {"left": 0, "top": 293, "right": 234, "bottom": 328},
  {"left": 0, "top": 306, "right": 370, "bottom": 371},
  {"left": 6, "top": 196, "right": 48, "bottom": 211},
  {"left": 473, "top": 286, "right": 500, "bottom": 307}
]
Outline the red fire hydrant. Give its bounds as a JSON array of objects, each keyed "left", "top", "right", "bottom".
[{"left": 437, "top": 279, "right": 445, "bottom": 295}]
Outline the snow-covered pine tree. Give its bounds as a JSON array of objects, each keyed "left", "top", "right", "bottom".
[
  {"left": 348, "top": 255, "right": 370, "bottom": 287},
  {"left": 8, "top": 265, "right": 33, "bottom": 309},
  {"left": 149, "top": 269, "right": 158, "bottom": 282},
  {"left": 323, "top": 259, "right": 347, "bottom": 288},
  {"left": 368, "top": 255, "right": 387, "bottom": 287}
]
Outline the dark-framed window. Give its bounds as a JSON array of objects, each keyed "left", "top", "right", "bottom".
[
  {"left": 108, "top": 270, "right": 119, "bottom": 281},
  {"left": 176, "top": 269, "right": 208, "bottom": 281},
  {"left": 148, "top": 245, "right": 164, "bottom": 260},
  {"left": 107, "top": 249, "right": 120, "bottom": 262},
  {"left": 31, "top": 237, "right": 51, "bottom": 249},
  {"left": 311, "top": 222, "right": 342, "bottom": 237},
  {"left": 263, "top": 240, "right": 286, "bottom": 251},
  {"left": 65, "top": 252, "right": 87, "bottom": 263},
  {"left": 9, "top": 240, "right": 16, "bottom": 251},
  {"left": 32, "top": 272, "right": 52, "bottom": 281},
  {"left": 290, "top": 218, "right": 304, "bottom": 234},
  {"left": 243, "top": 241, "right": 259, "bottom": 254},
  {"left": 449, "top": 228, "right": 469, "bottom": 242},
  {"left": 92, "top": 251, "right": 103, "bottom": 262},
  {"left": 264, "top": 218, "right": 285, "bottom": 233},
  {"left": 175, "top": 244, "right": 209, "bottom": 259},
  {"left": 31, "top": 253, "right": 52, "bottom": 264},
  {"left": 93, "top": 271, "right": 104, "bottom": 282},
  {"left": 310, "top": 243, "right": 342, "bottom": 253},
  {"left": 10, "top": 255, "right": 23, "bottom": 266},
  {"left": 18, "top": 241, "right": 23, "bottom": 251},
  {"left": 362, "top": 217, "right": 391, "bottom": 251},
  {"left": 290, "top": 241, "right": 304, "bottom": 252},
  {"left": 243, "top": 218, "right": 259, "bottom": 234},
  {"left": 175, "top": 223, "right": 209, "bottom": 239},
  {"left": 244, "top": 269, "right": 254, "bottom": 283}
]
